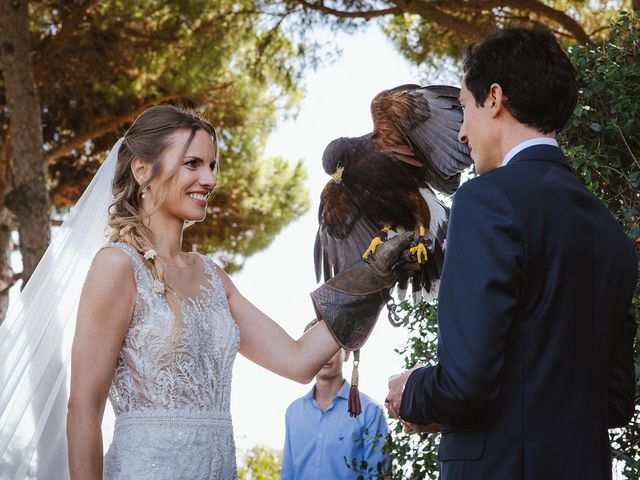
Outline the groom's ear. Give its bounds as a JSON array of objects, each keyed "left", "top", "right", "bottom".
[
  {"left": 343, "top": 349, "right": 351, "bottom": 362},
  {"left": 131, "top": 157, "right": 151, "bottom": 186}
]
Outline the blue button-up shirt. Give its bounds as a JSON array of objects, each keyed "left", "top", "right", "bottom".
[{"left": 280, "top": 381, "right": 389, "bottom": 480}]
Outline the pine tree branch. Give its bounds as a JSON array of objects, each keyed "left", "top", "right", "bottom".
[
  {"left": 420, "top": 0, "right": 591, "bottom": 43},
  {"left": 297, "top": 0, "right": 591, "bottom": 44},
  {"left": 389, "top": 0, "right": 491, "bottom": 40},
  {"left": 298, "top": 1, "right": 403, "bottom": 20},
  {"left": 505, "top": 0, "right": 591, "bottom": 43},
  {"left": 46, "top": 78, "right": 235, "bottom": 162},
  {"left": 34, "top": 0, "right": 100, "bottom": 78},
  {"left": 46, "top": 93, "right": 187, "bottom": 163}
]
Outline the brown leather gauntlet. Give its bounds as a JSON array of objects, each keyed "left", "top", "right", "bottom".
[{"left": 310, "top": 232, "right": 413, "bottom": 350}]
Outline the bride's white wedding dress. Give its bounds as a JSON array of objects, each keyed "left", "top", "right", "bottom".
[{"left": 101, "top": 242, "right": 240, "bottom": 479}]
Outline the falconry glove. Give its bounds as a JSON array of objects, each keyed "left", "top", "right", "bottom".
[{"left": 310, "top": 232, "right": 413, "bottom": 351}]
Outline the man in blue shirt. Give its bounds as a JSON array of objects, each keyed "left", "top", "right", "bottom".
[{"left": 281, "top": 320, "right": 389, "bottom": 479}]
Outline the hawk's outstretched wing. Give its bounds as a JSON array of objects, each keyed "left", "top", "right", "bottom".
[
  {"left": 314, "top": 181, "right": 379, "bottom": 283},
  {"left": 371, "top": 84, "right": 472, "bottom": 194}
]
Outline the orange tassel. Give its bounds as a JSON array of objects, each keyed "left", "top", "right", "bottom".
[{"left": 348, "top": 350, "right": 362, "bottom": 417}]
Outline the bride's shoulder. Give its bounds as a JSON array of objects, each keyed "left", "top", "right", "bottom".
[
  {"left": 80, "top": 245, "right": 137, "bottom": 330},
  {"left": 91, "top": 243, "right": 136, "bottom": 279}
]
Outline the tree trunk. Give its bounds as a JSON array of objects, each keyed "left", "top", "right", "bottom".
[
  {"left": 0, "top": 136, "right": 16, "bottom": 325},
  {"left": 0, "top": 0, "right": 51, "bottom": 287},
  {"left": 0, "top": 3, "right": 53, "bottom": 476},
  {"left": 0, "top": 208, "right": 16, "bottom": 318}
]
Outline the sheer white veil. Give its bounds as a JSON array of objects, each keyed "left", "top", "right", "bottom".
[{"left": 0, "top": 139, "right": 124, "bottom": 479}]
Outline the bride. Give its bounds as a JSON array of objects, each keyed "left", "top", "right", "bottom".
[{"left": 54, "top": 105, "right": 411, "bottom": 479}]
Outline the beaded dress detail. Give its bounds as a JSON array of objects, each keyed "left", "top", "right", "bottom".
[{"left": 101, "top": 243, "right": 240, "bottom": 479}]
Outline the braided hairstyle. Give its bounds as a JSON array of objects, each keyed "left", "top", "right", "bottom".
[{"left": 107, "top": 105, "right": 217, "bottom": 330}]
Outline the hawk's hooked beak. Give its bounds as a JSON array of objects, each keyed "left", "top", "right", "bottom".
[{"left": 331, "top": 166, "right": 344, "bottom": 184}]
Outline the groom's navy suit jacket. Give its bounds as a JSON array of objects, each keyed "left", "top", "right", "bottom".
[{"left": 400, "top": 145, "right": 637, "bottom": 480}]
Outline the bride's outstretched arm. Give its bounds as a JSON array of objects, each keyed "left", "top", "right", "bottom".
[
  {"left": 67, "top": 248, "right": 136, "bottom": 479},
  {"left": 217, "top": 232, "right": 414, "bottom": 383},
  {"left": 217, "top": 267, "right": 339, "bottom": 384}
]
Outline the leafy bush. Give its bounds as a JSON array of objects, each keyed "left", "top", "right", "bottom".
[
  {"left": 384, "top": 301, "right": 441, "bottom": 479},
  {"left": 563, "top": 11, "right": 640, "bottom": 478},
  {"left": 238, "top": 445, "right": 282, "bottom": 480}
]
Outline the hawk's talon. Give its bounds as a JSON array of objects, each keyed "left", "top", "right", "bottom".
[
  {"left": 362, "top": 225, "right": 392, "bottom": 260},
  {"left": 410, "top": 225, "right": 428, "bottom": 264},
  {"left": 410, "top": 242, "right": 428, "bottom": 264},
  {"left": 363, "top": 236, "right": 385, "bottom": 259}
]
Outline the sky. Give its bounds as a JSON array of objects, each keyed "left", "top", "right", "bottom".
[{"left": 228, "top": 25, "right": 459, "bottom": 457}]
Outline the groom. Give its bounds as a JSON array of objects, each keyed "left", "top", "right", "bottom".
[{"left": 386, "top": 26, "right": 638, "bottom": 479}]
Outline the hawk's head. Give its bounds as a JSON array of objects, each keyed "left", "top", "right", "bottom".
[{"left": 322, "top": 137, "right": 351, "bottom": 185}]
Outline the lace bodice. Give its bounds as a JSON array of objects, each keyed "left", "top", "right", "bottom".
[{"left": 103, "top": 242, "right": 240, "bottom": 415}]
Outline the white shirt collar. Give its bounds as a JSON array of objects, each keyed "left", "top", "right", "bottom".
[{"left": 501, "top": 137, "right": 559, "bottom": 167}]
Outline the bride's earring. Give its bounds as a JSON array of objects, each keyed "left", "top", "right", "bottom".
[{"left": 141, "top": 186, "right": 148, "bottom": 199}]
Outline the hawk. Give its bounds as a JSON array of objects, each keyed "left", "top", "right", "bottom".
[{"left": 314, "top": 84, "right": 472, "bottom": 300}]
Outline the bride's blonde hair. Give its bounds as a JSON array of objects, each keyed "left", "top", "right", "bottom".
[{"left": 107, "top": 105, "right": 218, "bottom": 330}]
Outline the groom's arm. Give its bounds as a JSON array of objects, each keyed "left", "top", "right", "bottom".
[
  {"left": 400, "top": 178, "right": 523, "bottom": 425},
  {"left": 607, "top": 310, "right": 637, "bottom": 428}
]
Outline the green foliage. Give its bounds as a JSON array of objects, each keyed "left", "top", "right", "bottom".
[
  {"left": 383, "top": 300, "right": 441, "bottom": 479},
  {"left": 381, "top": 6, "right": 489, "bottom": 66},
  {"left": 382, "top": 1, "right": 627, "bottom": 67},
  {"left": 344, "top": 427, "right": 390, "bottom": 479},
  {"left": 278, "top": 1, "right": 629, "bottom": 74},
  {"left": 189, "top": 150, "right": 310, "bottom": 273},
  {"left": 237, "top": 445, "right": 282, "bottom": 480},
  {"left": 561, "top": 11, "right": 640, "bottom": 478},
  {"left": 1, "top": 0, "right": 311, "bottom": 272},
  {"left": 562, "top": 10, "right": 640, "bottom": 249}
]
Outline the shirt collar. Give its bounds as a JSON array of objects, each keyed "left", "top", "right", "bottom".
[
  {"left": 501, "top": 137, "right": 559, "bottom": 167},
  {"left": 305, "top": 380, "right": 351, "bottom": 402},
  {"left": 304, "top": 386, "right": 315, "bottom": 400},
  {"left": 336, "top": 380, "right": 350, "bottom": 399}
]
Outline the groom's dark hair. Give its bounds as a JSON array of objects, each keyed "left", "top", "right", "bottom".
[{"left": 462, "top": 25, "right": 578, "bottom": 134}]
